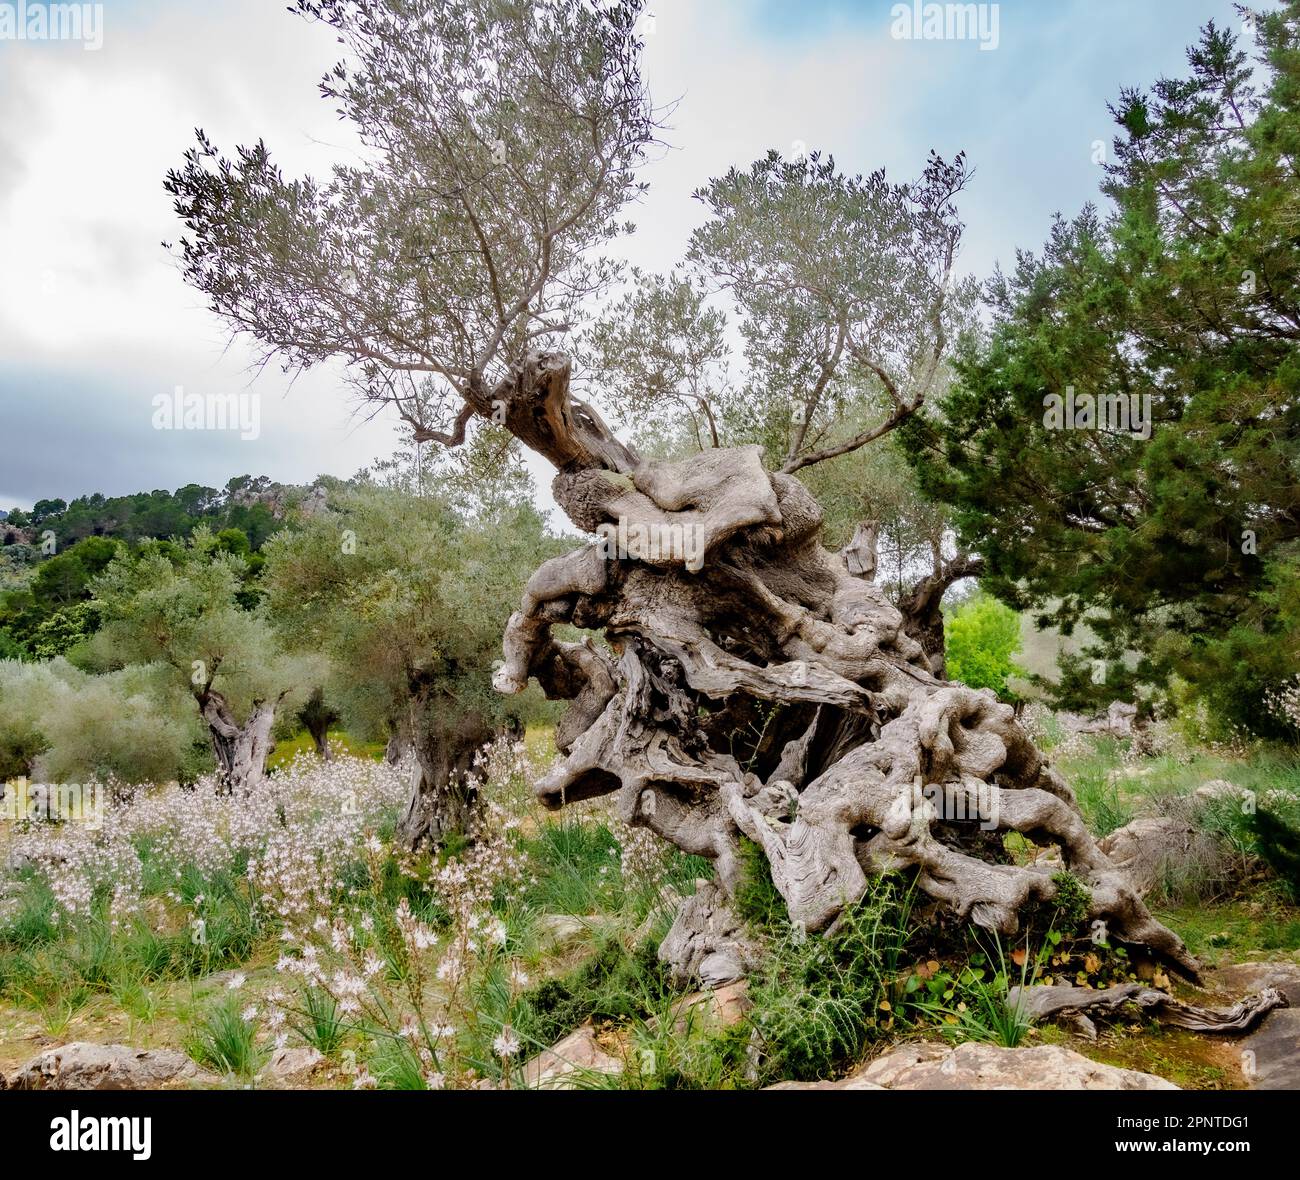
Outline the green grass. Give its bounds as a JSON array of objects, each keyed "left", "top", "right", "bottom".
[
  {"left": 290, "top": 986, "right": 347, "bottom": 1056},
  {"left": 744, "top": 880, "right": 915, "bottom": 1083},
  {"left": 1060, "top": 739, "right": 1135, "bottom": 835},
  {"left": 265, "top": 730, "right": 387, "bottom": 771},
  {"left": 1153, "top": 898, "right": 1300, "bottom": 962},
  {"left": 519, "top": 820, "right": 625, "bottom": 916},
  {"left": 909, "top": 935, "right": 1035, "bottom": 1048},
  {"left": 0, "top": 862, "right": 264, "bottom": 1016},
  {"left": 186, "top": 996, "right": 264, "bottom": 1077}
]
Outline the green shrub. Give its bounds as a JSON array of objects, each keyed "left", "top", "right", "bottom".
[
  {"left": 186, "top": 996, "right": 263, "bottom": 1077},
  {"left": 732, "top": 837, "right": 785, "bottom": 930},
  {"left": 746, "top": 880, "right": 914, "bottom": 1082},
  {"left": 944, "top": 594, "right": 1025, "bottom": 699}
]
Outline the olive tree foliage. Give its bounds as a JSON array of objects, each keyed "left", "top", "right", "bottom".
[
  {"left": 261, "top": 484, "right": 557, "bottom": 847},
  {"left": 81, "top": 533, "right": 321, "bottom": 792},
  {"left": 579, "top": 268, "right": 734, "bottom": 455},
  {"left": 165, "top": 0, "right": 656, "bottom": 438},
  {"left": 585, "top": 149, "right": 976, "bottom": 473},
  {"left": 0, "top": 658, "right": 206, "bottom": 786}
]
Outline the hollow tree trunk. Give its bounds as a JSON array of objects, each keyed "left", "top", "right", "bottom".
[
  {"left": 395, "top": 697, "right": 495, "bottom": 850},
  {"left": 198, "top": 689, "right": 279, "bottom": 794},
  {"left": 896, "top": 553, "right": 984, "bottom": 679},
  {"left": 484, "top": 352, "right": 1200, "bottom": 984}
]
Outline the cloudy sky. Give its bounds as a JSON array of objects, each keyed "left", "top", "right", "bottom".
[{"left": 0, "top": 0, "right": 1244, "bottom": 513}]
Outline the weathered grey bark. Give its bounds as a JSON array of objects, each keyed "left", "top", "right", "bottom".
[
  {"left": 487, "top": 352, "right": 1200, "bottom": 983},
  {"left": 839, "top": 521, "right": 982, "bottom": 679},
  {"left": 198, "top": 688, "right": 280, "bottom": 794},
  {"left": 896, "top": 552, "right": 984, "bottom": 679},
  {"left": 1009, "top": 982, "right": 1287, "bottom": 1034},
  {"left": 394, "top": 695, "right": 494, "bottom": 851},
  {"left": 384, "top": 732, "right": 408, "bottom": 765}
]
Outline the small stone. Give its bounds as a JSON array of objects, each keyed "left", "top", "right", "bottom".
[
  {"left": 536, "top": 914, "right": 587, "bottom": 950},
  {"left": 521, "top": 1024, "right": 622, "bottom": 1090},
  {"left": 11, "top": 1043, "right": 218, "bottom": 1091},
  {"left": 1098, "top": 816, "right": 1200, "bottom": 898},
  {"left": 670, "top": 979, "right": 752, "bottom": 1035},
  {"left": 1195, "top": 780, "right": 1245, "bottom": 804},
  {"left": 266, "top": 1045, "right": 323, "bottom": 1079}
]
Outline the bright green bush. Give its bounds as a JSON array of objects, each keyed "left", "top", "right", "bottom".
[{"left": 944, "top": 594, "right": 1024, "bottom": 699}]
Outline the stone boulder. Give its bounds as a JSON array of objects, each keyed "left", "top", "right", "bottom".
[
  {"left": 1209, "top": 961, "right": 1300, "bottom": 1006},
  {"left": 521, "top": 1024, "right": 622, "bottom": 1090},
  {"left": 1099, "top": 816, "right": 1201, "bottom": 897},
  {"left": 11, "top": 1043, "right": 218, "bottom": 1090},
  {"left": 265, "top": 1045, "right": 323, "bottom": 1081},
  {"left": 768, "top": 1041, "right": 1178, "bottom": 1090},
  {"left": 1195, "top": 780, "right": 1248, "bottom": 806},
  {"left": 1207, "top": 962, "right": 1300, "bottom": 1091},
  {"left": 1240, "top": 1009, "right": 1300, "bottom": 1090},
  {"left": 668, "top": 980, "right": 752, "bottom": 1035}
]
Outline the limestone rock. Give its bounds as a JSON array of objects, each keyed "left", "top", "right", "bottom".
[
  {"left": 1099, "top": 816, "right": 1200, "bottom": 898},
  {"left": 1241, "top": 1009, "right": 1300, "bottom": 1090},
  {"left": 1195, "top": 779, "right": 1246, "bottom": 805},
  {"left": 521, "top": 1024, "right": 622, "bottom": 1090},
  {"left": 11, "top": 1043, "right": 217, "bottom": 1090},
  {"left": 266, "top": 1045, "right": 323, "bottom": 1080},
  {"left": 669, "top": 979, "right": 751, "bottom": 1035},
  {"left": 1209, "top": 961, "right": 1300, "bottom": 1006},
  {"left": 536, "top": 913, "right": 588, "bottom": 951},
  {"left": 768, "top": 1041, "right": 1177, "bottom": 1090}
]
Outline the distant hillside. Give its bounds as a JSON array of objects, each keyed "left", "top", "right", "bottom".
[
  {"left": 0, "top": 475, "right": 339, "bottom": 661},
  {"left": 1, "top": 475, "right": 335, "bottom": 553}
]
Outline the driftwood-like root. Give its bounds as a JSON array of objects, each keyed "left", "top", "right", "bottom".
[{"left": 1009, "top": 982, "right": 1287, "bottom": 1035}]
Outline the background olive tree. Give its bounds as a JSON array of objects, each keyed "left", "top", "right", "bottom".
[
  {"left": 81, "top": 533, "right": 320, "bottom": 792},
  {"left": 261, "top": 480, "right": 560, "bottom": 847}
]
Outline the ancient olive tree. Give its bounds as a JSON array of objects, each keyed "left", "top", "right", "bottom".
[
  {"left": 165, "top": 0, "right": 1199, "bottom": 980},
  {"left": 84, "top": 534, "right": 319, "bottom": 793},
  {"left": 261, "top": 483, "right": 556, "bottom": 848}
]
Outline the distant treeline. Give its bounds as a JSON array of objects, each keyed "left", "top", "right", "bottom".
[
  {"left": 1, "top": 475, "right": 296, "bottom": 551},
  {"left": 0, "top": 475, "right": 313, "bottom": 660}
]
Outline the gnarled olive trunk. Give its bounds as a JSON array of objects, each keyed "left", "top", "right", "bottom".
[
  {"left": 298, "top": 687, "right": 339, "bottom": 761},
  {"left": 897, "top": 553, "right": 984, "bottom": 679},
  {"left": 394, "top": 695, "right": 494, "bottom": 850},
  {"left": 843, "top": 520, "right": 982, "bottom": 680},
  {"left": 198, "top": 689, "right": 279, "bottom": 794},
  {"left": 486, "top": 352, "right": 1201, "bottom": 985}
]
